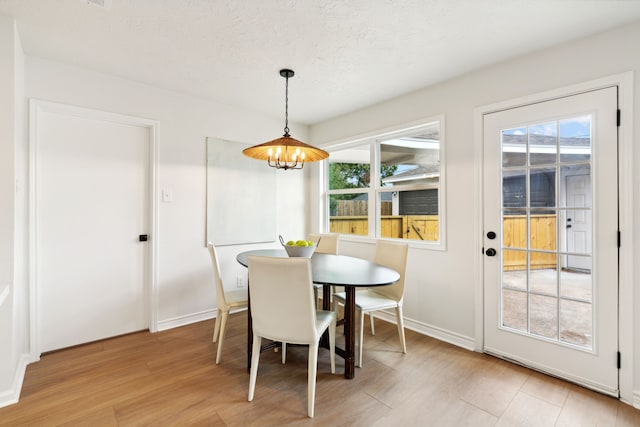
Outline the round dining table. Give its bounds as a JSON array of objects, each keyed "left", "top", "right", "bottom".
[{"left": 236, "top": 249, "right": 400, "bottom": 379}]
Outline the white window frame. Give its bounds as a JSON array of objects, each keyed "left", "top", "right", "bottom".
[{"left": 321, "top": 116, "right": 447, "bottom": 251}]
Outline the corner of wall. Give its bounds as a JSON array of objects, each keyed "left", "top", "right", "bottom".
[{"left": 0, "top": 353, "right": 29, "bottom": 409}]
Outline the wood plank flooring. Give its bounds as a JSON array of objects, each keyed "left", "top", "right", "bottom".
[{"left": 1, "top": 311, "right": 638, "bottom": 426}]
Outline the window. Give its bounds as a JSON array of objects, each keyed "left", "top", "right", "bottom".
[{"left": 324, "top": 119, "right": 445, "bottom": 247}]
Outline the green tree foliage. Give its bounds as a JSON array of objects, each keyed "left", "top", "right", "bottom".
[
  {"left": 380, "top": 164, "right": 398, "bottom": 181},
  {"left": 329, "top": 163, "right": 398, "bottom": 214},
  {"left": 329, "top": 163, "right": 397, "bottom": 189}
]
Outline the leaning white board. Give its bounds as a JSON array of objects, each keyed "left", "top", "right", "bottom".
[{"left": 206, "top": 137, "right": 276, "bottom": 245}]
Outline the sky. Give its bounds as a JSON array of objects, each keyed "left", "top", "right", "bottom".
[{"left": 503, "top": 115, "right": 591, "bottom": 139}]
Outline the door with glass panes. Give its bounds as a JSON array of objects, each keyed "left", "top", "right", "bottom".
[{"left": 483, "top": 87, "right": 618, "bottom": 396}]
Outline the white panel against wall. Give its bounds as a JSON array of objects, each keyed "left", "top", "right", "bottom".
[{"left": 206, "top": 138, "right": 276, "bottom": 246}]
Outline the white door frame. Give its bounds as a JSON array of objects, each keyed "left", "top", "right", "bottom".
[
  {"left": 473, "top": 72, "right": 634, "bottom": 404},
  {"left": 28, "top": 99, "right": 159, "bottom": 360}
]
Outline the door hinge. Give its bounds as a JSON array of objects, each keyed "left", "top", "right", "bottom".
[
  {"left": 617, "top": 109, "right": 621, "bottom": 127},
  {"left": 618, "top": 231, "right": 621, "bottom": 248},
  {"left": 617, "top": 351, "right": 621, "bottom": 369}
]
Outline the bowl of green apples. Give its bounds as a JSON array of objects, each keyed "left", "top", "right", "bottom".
[{"left": 279, "top": 235, "right": 317, "bottom": 258}]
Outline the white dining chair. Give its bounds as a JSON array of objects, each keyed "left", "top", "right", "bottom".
[
  {"left": 247, "top": 256, "right": 336, "bottom": 418},
  {"left": 333, "top": 239, "right": 408, "bottom": 367},
  {"left": 308, "top": 233, "right": 339, "bottom": 255},
  {"left": 208, "top": 242, "right": 249, "bottom": 364}
]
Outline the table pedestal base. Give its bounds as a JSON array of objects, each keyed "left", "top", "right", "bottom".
[{"left": 321, "top": 284, "right": 356, "bottom": 379}]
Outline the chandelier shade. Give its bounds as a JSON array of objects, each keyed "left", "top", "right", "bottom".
[
  {"left": 242, "top": 136, "right": 329, "bottom": 162},
  {"left": 242, "top": 69, "right": 329, "bottom": 170}
]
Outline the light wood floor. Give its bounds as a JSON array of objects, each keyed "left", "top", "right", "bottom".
[{"left": 1, "top": 311, "right": 638, "bottom": 426}]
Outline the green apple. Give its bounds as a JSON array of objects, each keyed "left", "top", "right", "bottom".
[{"left": 286, "top": 240, "right": 295, "bottom": 246}]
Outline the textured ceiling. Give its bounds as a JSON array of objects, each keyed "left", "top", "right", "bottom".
[{"left": 2, "top": 0, "right": 640, "bottom": 125}]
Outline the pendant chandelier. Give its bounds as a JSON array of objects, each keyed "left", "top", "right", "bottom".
[{"left": 243, "top": 69, "right": 329, "bottom": 170}]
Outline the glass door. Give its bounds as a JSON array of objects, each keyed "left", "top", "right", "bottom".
[{"left": 483, "top": 87, "right": 618, "bottom": 396}]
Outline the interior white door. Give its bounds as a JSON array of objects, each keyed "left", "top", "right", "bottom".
[
  {"left": 36, "top": 106, "right": 150, "bottom": 353},
  {"left": 483, "top": 87, "right": 618, "bottom": 396}
]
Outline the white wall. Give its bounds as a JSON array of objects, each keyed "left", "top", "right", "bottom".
[
  {"left": 13, "top": 12, "right": 28, "bottom": 392},
  {"left": 0, "top": 13, "right": 17, "bottom": 403},
  {"left": 310, "top": 20, "right": 640, "bottom": 405},
  {"left": 0, "top": 15, "right": 27, "bottom": 407}
]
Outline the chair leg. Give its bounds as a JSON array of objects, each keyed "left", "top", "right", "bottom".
[
  {"left": 307, "top": 344, "right": 318, "bottom": 418},
  {"left": 370, "top": 312, "right": 375, "bottom": 335},
  {"left": 281, "top": 342, "right": 287, "bottom": 364},
  {"left": 212, "top": 308, "right": 222, "bottom": 342},
  {"left": 358, "top": 309, "right": 365, "bottom": 368},
  {"left": 332, "top": 298, "right": 342, "bottom": 331},
  {"left": 329, "top": 317, "right": 336, "bottom": 374},
  {"left": 215, "top": 309, "right": 229, "bottom": 364},
  {"left": 396, "top": 305, "right": 407, "bottom": 353},
  {"left": 248, "top": 335, "right": 262, "bottom": 402}
]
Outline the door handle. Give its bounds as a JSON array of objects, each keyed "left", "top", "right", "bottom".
[
  {"left": 485, "top": 248, "right": 497, "bottom": 256},
  {"left": 139, "top": 234, "right": 148, "bottom": 242}
]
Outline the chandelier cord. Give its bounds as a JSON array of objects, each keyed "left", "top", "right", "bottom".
[{"left": 283, "top": 75, "right": 290, "bottom": 137}]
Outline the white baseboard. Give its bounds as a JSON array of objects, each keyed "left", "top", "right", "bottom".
[
  {"left": 632, "top": 390, "right": 640, "bottom": 409},
  {"left": 156, "top": 308, "right": 216, "bottom": 331},
  {"left": 371, "top": 310, "right": 476, "bottom": 351},
  {"left": 0, "top": 354, "right": 30, "bottom": 409},
  {"left": 155, "top": 307, "right": 247, "bottom": 332},
  {"left": 156, "top": 306, "right": 475, "bottom": 352}
]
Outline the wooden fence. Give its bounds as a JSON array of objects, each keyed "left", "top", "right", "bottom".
[
  {"left": 503, "top": 214, "right": 556, "bottom": 271},
  {"left": 329, "top": 213, "right": 558, "bottom": 271},
  {"left": 329, "top": 215, "right": 439, "bottom": 240},
  {"left": 333, "top": 200, "right": 391, "bottom": 216}
]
